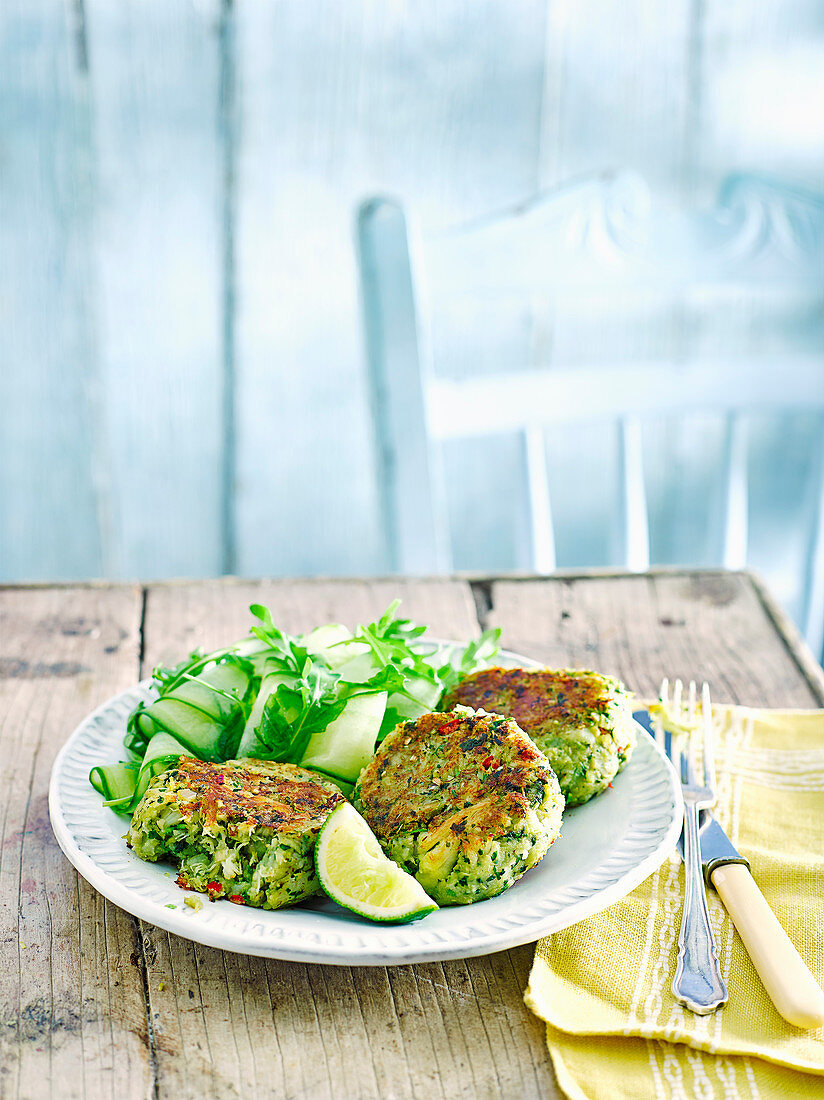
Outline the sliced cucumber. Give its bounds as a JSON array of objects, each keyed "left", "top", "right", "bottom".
[
  {"left": 303, "top": 623, "right": 350, "bottom": 651},
  {"left": 129, "top": 731, "right": 189, "bottom": 806},
  {"left": 140, "top": 731, "right": 188, "bottom": 770},
  {"left": 132, "top": 657, "right": 254, "bottom": 761},
  {"left": 306, "top": 627, "right": 371, "bottom": 672},
  {"left": 236, "top": 670, "right": 294, "bottom": 757},
  {"left": 92, "top": 733, "right": 187, "bottom": 814},
  {"left": 405, "top": 675, "right": 442, "bottom": 708},
  {"left": 335, "top": 647, "right": 441, "bottom": 718},
  {"left": 387, "top": 673, "right": 442, "bottom": 722},
  {"left": 89, "top": 762, "right": 140, "bottom": 811},
  {"left": 168, "top": 677, "right": 239, "bottom": 723},
  {"left": 299, "top": 690, "right": 387, "bottom": 783},
  {"left": 134, "top": 709, "right": 157, "bottom": 742},
  {"left": 138, "top": 698, "right": 241, "bottom": 761},
  {"left": 195, "top": 660, "right": 255, "bottom": 703},
  {"left": 335, "top": 651, "right": 379, "bottom": 684}
]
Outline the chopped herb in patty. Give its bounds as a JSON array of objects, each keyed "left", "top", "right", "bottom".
[
  {"left": 442, "top": 668, "right": 635, "bottom": 806},
  {"left": 127, "top": 757, "right": 343, "bottom": 909},
  {"left": 354, "top": 710, "right": 564, "bottom": 905}
]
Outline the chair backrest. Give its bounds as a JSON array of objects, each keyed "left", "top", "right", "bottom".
[{"left": 357, "top": 173, "right": 824, "bottom": 653}]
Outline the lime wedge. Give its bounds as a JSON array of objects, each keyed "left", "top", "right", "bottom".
[{"left": 315, "top": 803, "right": 438, "bottom": 924}]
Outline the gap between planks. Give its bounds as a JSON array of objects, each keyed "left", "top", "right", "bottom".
[{"left": 132, "top": 578, "right": 555, "bottom": 1100}]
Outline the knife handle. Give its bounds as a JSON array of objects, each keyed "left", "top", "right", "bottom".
[{"left": 711, "top": 863, "right": 824, "bottom": 1029}]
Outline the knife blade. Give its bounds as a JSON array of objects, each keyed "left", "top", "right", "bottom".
[
  {"left": 634, "top": 708, "right": 824, "bottom": 1028},
  {"left": 634, "top": 710, "right": 749, "bottom": 882}
]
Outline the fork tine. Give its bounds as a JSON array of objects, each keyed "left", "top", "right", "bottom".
[
  {"left": 658, "top": 677, "right": 677, "bottom": 768},
  {"left": 701, "top": 681, "right": 716, "bottom": 792},
  {"left": 675, "top": 680, "right": 696, "bottom": 784},
  {"left": 680, "top": 681, "right": 698, "bottom": 785},
  {"left": 672, "top": 681, "right": 685, "bottom": 780},
  {"left": 653, "top": 681, "right": 665, "bottom": 749}
]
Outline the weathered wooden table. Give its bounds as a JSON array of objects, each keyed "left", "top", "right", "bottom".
[{"left": 3, "top": 571, "right": 823, "bottom": 1100}]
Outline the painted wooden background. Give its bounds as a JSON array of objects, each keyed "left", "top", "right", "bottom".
[{"left": 1, "top": 2, "right": 822, "bottom": 630}]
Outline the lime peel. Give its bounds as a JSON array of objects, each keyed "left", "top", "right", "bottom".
[{"left": 315, "top": 803, "right": 438, "bottom": 924}]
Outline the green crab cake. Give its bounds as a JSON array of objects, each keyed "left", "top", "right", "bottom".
[
  {"left": 441, "top": 668, "right": 635, "bottom": 807},
  {"left": 127, "top": 757, "right": 344, "bottom": 909},
  {"left": 353, "top": 710, "right": 564, "bottom": 906}
]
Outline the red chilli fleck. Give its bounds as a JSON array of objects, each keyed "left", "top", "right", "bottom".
[{"left": 482, "top": 755, "right": 495, "bottom": 769}]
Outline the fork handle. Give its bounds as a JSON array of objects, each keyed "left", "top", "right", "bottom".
[
  {"left": 672, "top": 803, "right": 729, "bottom": 1014},
  {"left": 710, "top": 863, "right": 824, "bottom": 1029}
]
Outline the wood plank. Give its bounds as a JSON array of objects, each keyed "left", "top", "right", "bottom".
[
  {"left": 696, "top": 0, "right": 824, "bottom": 192},
  {"left": 488, "top": 570, "right": 822, "bottom": 707},
  {"left": 137, "top": 578, "right": 558, "bottom": 1099},
  {"left": 140, "top": 577, "right": 482, "bottom": 671},
  {"left": 531, "top": 0, "right": 699, "bottom": 573},
  {"left": 0, "top": 585, "right": 148, "bottom": 1099},
  {"left": 749, "top": 571, "right": 824, "bottom": 702},
  {"left": 5, "top": 574, "right": 819, "bottom": 1099},
  {"left": 82, "top": 0, "right": 225, "bottom": 578},
  {"left": 538, "top": 0, "right": 693, "bottom": 194},
  {"left": 358, "top": 199, "right": 453, "bottom": 574},
  {"left": 233, "top": 1, "right": 548, "bottom": 579},
  {"left": 0, "top": 0, "right": 103, "bottom": 580}
]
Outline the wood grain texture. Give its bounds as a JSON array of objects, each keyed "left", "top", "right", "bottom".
[
  {"left": 538, "top": 0, "right": 693, "bottom": 193},
  {"left": 4, "top": 573, "right": 823, "bottom": 1098},
  {"left": 1, "top": 0, "right": 823, "bottom": 654},
  {"left": 697, "top": 0, "right": 824, "bottom": 193},
  {"left": 83, "top": 0, "right": 225, "bottom": 578},
  {"left": 0, "top": 585, "right": 147, "bottom": 1099},
  {"left": 487, "top": 570, "right": 823, "bottom": 707},
  {"left": 232, "top": 0, "right": 548, "bottom": 579},
  {"left": 0, "top": 0, "right": 104, "bottom": 581},
  {"left": 140, "top": 577, "right": 481, "bottom": 672},
  {"left": 135, "top": 578, "right": 555, "bottom": 1099}
]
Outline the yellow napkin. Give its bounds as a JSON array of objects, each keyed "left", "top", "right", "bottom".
[{"left": 524, "top": 707, "right": 824, "bottom": 1100}]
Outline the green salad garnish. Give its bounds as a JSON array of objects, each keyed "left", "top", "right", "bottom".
[{"left": 89, "top": 601, "right": 501, "bottom": 816}]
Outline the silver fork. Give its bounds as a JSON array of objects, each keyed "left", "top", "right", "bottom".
[{"left": 658, "top": 678, "right": 728, "bottom": 1015}]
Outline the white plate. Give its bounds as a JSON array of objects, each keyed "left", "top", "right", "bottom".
[{"left": 49, "top": 648, "right": 683, "bottom": 966}]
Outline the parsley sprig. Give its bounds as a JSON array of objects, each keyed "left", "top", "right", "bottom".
[
  {"left": 350, "top": 599, "right": 503, "bottom": 741},
  {"left": 436, "top": 630, "right": 502, "bottom": 696},
  {"left": 248, "top": 604, "right": 345, "bottom": 760},
  {"left": 247, "top": 599, "right": 502, "bottom": 754},
  {"left": 351, "top": 601, "right": 430, "bottom": 673},
  {"left": 93, "top": 598, "right": 505, "bottom": 816},
  {"left": 153, "top": 648, "right": 249, "bottom": 697}
]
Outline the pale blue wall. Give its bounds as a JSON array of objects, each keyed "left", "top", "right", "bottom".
[{"left": 1, "top": 2, "right": 822, "bottom": 631}]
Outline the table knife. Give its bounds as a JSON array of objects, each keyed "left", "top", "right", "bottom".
[{"left": 635, "top": 710, "right": 824, "bottom": 1029}]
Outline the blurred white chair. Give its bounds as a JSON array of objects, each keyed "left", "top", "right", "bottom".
[{"left": 357, "top": 173, "right": 824, "bottom": 654}]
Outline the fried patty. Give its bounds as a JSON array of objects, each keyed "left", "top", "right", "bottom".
[
  {"left": 127, "top": 757, "right": 344, "bottom": 909},
  {"left": 441, "top": 668, "right": 635, "bottom": 806},
  {"left": 353, "top": 710, "right": 564, "bottom": 905}
]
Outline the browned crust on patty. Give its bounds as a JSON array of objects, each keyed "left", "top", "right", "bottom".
[
  {"left": 355, "top": 710, "right": 551, "bottom": 850},
  {"left": 442, "top": 666, "right": 624, "bottom": 731},
  {"left": 170, "top": 756, "right": 343, "bottom": 833}
]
